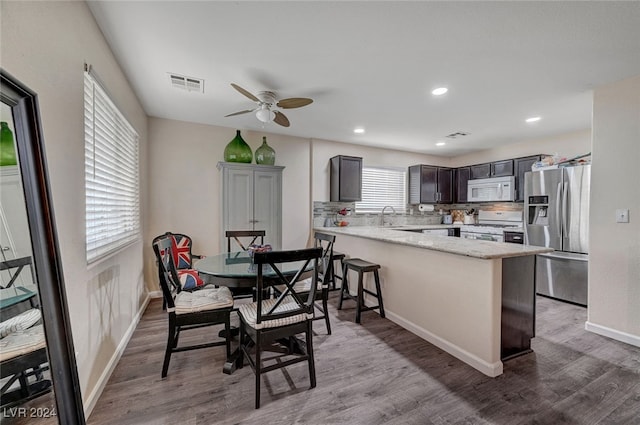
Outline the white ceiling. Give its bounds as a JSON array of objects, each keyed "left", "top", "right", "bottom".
[{"left": 87, "top": 1, "right": 640, "bottom": 157}]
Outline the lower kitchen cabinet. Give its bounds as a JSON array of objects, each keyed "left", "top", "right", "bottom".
[{"left": 218, "top": 162, "right": 284, "bottom": 250}]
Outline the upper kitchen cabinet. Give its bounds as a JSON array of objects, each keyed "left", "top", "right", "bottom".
[
  {"left": 330, "top": 155, "right": 362, "bottom": 202},
  {"left": 218, "top": 162, "right": 284, "bottom": 250},
  {"left": 514, "top": 155, "right": 544, "bottom": 202},
  {"left": 455, "top": 166, "right": 471, "bottom": 203},
  {"left": 470, "top": 159, "right": 514, "bottom": 179},
  {"left": 408, "top": 165, "right": 453, "bottom": 204}
]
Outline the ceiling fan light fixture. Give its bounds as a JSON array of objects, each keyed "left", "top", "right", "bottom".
[
  {"left": 432, "top": 87, "right": 448, "bottom": 96},
  {"left": 353, "top": 127, "right": 365, "bottom": 134},
  {"left": 256, "top": 107, "right": 275, "bottom": 123},
  {"left": 526, "top": 116, "right": 541, "bottom": 123}
]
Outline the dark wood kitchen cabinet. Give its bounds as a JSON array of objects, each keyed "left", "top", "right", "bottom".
[
  {"left": 330, "top": 155, "right": 362, "bottom": 202},
  {"left": 514, "top": 155, "right": 544, "bottom": 202},
  {"left": 455, "top": 166, "right": 471, "bottom": 203},
  {"left": 470, "top": 159, "right": 514, "bottom": 179},
  {"left": 408, "top": 165, "right": 453, "bottom": 204}
]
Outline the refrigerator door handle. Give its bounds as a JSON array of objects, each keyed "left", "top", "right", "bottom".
[
  {"left": 555, "top": 182, "right": 563, "bottom": 238},
  {"left": 562, "top": 182, "right": 569, "bottom": 237}
]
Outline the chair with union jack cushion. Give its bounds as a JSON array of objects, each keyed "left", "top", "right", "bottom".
[{"left": 152, "top": 232, "right": 205, "bottom": 291}]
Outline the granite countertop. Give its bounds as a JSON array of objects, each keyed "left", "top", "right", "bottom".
[{"left": 314, "top": 225, "right": 552, "bottom": 259}]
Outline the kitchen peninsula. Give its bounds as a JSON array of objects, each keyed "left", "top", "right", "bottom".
[{"left": 316, "top": 225, "right": 552, "bottom": 377}]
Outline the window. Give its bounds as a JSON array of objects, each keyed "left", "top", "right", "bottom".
[
  {"left": 355, "top": 166, "right": 407, "bottom": 213},
  {"left": 84, "top": 71, "right": 140, "bottom": 263}
]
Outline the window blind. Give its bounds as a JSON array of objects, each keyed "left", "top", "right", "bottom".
[
  {"left": 84, "top": 71, "right": 140, "bottom": 263},
  {"left": 355, "top": 167, "right": 407, "bottom": 213}
]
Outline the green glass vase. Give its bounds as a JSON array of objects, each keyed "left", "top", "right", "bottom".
[
  {"left": 255, "top": 136, "right": 276, "bottom": 165},
  {"left": 0, "top": 121, "right": 17, "bottom": 166},
  {"left": 223, "top": 130, "right": 252, "bottom": 163}
]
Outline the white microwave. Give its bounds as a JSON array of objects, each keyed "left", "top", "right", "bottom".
[{"left": 467, "top": 176, "right": 516, "bottom": 202}]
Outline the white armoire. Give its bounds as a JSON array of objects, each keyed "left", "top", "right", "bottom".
[{"left": 218, "top": 162, "right": 284, "bottom": 251}]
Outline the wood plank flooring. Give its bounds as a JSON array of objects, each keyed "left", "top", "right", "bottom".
[{"left": 8, "top": 293, "right": 640, "bottom": 424}]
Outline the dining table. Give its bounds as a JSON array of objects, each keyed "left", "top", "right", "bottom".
[{"left": 193, "top": 251, "right": 313, "bottom": 374}]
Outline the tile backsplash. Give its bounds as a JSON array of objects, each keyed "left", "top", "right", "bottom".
[{"left": 313, "top": 201, "right": 523, "bottom": 227}]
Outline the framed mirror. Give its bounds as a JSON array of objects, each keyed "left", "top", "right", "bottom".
[{"left": 1, "top": 70, "right": 85, "bottom": 424}]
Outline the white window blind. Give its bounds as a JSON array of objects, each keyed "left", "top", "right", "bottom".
[
  {"left": 84, "top": 71, "right": 140, "bottom": 263},
  {"left": 355, "top": 167, "right": 407, "bottom": 213}
]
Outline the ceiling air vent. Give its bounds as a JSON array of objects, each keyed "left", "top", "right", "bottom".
[
  {"left": 445, "top": 131, "right": 470, "bottom": 139},
  {"left": 167, "top": 73, "right": 204, "bottom": 93}
]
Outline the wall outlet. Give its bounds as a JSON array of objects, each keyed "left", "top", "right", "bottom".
[{"left": 615, "top": 209, "right": 629, "bottom": 223}]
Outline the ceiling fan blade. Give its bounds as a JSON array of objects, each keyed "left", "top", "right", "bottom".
[
  {"left": 276, "top": 97, "right": 313, "bottom": 109},
  {"left": 224, "top": 109, "right": 255, "bottom": 117},
  {"left": 231, "top": 83, "right": 259, "bottom": 102},
  {"left": 273, "top": 111, "right": 290, "bottom": 127}
]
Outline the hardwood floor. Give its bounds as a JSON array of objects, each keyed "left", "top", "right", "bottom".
[{"left": 8, "top": 293, "right": 640, "bottom": 424}]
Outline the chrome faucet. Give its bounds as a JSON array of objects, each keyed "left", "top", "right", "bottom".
[{"left": 380, "top": 205, "right": 397, "bottom": 226}]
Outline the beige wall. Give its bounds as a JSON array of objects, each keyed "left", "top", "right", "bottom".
[
  {"left": 147, "top": 119, "right": 312, "bottom": 286},
  {"left": 587, "top": 75, "right": 640, "bottom": 344},
  {"left": 450, "top": 129, "right": 591, "bottom": 168},
  {"left": 310, "top": 138, "right": 448, "bottom": 201},
  {"left": 1, "top": 0, "right": 149, "bottom": 412}
]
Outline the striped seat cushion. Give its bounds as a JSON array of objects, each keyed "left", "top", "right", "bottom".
[
  {"left": 177, "top": 269, "right": 205, "bottom": 290},
  {"left": 174, "top": 286, "right": 233, "bottom": 314},
  {"left": 238, "top": 296, "right": 313, "bottom": 330},
  {"left": 0, "top": 308, "right": 42, "bottom": 339},
  {"left": 0, "top": 324, "right": 46, "bottom": 362},
  {"left": 275, "top": 277, "right": 326, "bottom": 294}
]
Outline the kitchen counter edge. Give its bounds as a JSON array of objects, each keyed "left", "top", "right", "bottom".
[{"left": 314, "top": 226, "right": 552, "bottom": 259}]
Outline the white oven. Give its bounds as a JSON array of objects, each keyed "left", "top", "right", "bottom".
[
  {"left": 459, "top": 210, "right": 523, "bottom": 243},
  {"left": 460, "top": 230, "right": 504, "bottom": 242}
]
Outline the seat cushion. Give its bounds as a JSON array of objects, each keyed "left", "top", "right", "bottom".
[
  {"left": 174, "top": 286, "right": 233, "bottom": 314},
  {"left": 0, "top": 308, "right": 42, "bottom": 339},
  {"left": 238, "top": 296, "right": 313, "bottom": 330},
  {"left": 0, "top": 324, "right": 46, "bottom": 362},
  {"left": 275, "top": 277, "right": 326, "bottom": 294},
  {"left": 177, "top": 269, "right": 205, "bottom": 290}
]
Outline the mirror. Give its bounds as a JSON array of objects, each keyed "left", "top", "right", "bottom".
[{"left": 0, "top": 70, "right": 85, "bottom": 424}]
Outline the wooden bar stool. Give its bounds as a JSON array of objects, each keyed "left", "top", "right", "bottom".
[{"left": 338, "top": 258, "right": 385, "bottom": 324}]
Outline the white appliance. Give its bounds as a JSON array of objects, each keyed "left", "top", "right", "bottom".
[
  {"left": 459, "top": 210, "right": 523, "bottom": 242},
  {"left": 467, "top": 176, "right": 516, "bottom": 202}
]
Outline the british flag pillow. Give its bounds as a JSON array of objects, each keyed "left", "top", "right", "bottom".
[
  {"left": 177, "top": 269, "right": 205, "bottom": 290},
  {"left": 170, "top": 234, "right": 193, "bottom": 269}
]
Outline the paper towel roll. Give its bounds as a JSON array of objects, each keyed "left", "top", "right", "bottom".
[{"left": 418, "top": 204, "right": 434, "bottom": 212}]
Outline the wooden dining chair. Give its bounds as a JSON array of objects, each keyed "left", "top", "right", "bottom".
[
  {"left": 237, "top": 247, "right": 322, "bottom": 408},
  {"left": 152, "top": 236, "right": 234, "bottom": 378},
  {"left": 226, "top": 230, "right": 266, "bottom": 252},
  {"left": 152, "top": 232, "right": 206, "bottom": 291},
  {"left": 273, "top": 232, "right": 335, "bottom": 334},
  {"left": 225, "top": 230, "right": 266, "bottom": 299}
]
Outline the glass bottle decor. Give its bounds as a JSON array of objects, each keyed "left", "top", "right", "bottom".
[
  {"left": 223, "top": 129, "right": 253, "bottom": 163},
  {"left": 255, "top": 136, "right": 276, "bottom": 165},
  {"left": 0, "top": 121, "right": 18, "bottom": 166}
]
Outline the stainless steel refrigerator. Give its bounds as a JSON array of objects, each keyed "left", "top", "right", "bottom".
[{"left": 524, "top": 164, "right": 590, "bottom": 306}]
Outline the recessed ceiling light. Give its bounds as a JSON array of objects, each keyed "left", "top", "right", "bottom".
[
  {"left": 526, "top": 116, "right": 541, "bottom": 123},
  {"left": 436, "top": 141, "right": 446, "bottom": 146},
  {"left": 353, "top": 127, "right": 365, "bottom": 134},
  {"left": 432, "top": 87, "right": 448, "bottom": 96}
]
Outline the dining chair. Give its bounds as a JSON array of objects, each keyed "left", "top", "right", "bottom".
[
  {"left": 226, "top": 230, "right": 266, "bottom": 252},
  {"left": 152, "top": 236, "right": 234, "bottom": 378},
  {"left": 237, "top": 247, "right": 322, "bottom": 408},
  {"left": 152, "top": 232, "right": 205, "bottom": 291},
  {"left": 225, "top": 230, "right": 266, "bottom": 299},
  {"left": 273, "top": 232, "right": 335, "bottom": 334}
]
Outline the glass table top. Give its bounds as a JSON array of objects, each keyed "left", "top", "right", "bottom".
[{"left": 194, "top": 251, "right": 311, "bottom": 279}]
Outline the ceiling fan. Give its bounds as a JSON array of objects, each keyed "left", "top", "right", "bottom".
[{"left": 224, "top": 83, "right": 313, "bottom": 127}]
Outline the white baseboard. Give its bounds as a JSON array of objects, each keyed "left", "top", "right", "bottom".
[
  {"left": 83, "top": 292, "right": 153, "bottom": 418},
  {"left": 585, "top": 321, "right": 640, "bottom": 347},
  {"left": 385, "top": 310, "right": 503, "bottom": 378},
  {"left": 148, "top": 290, "right": 162, "bottom": 299}
]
